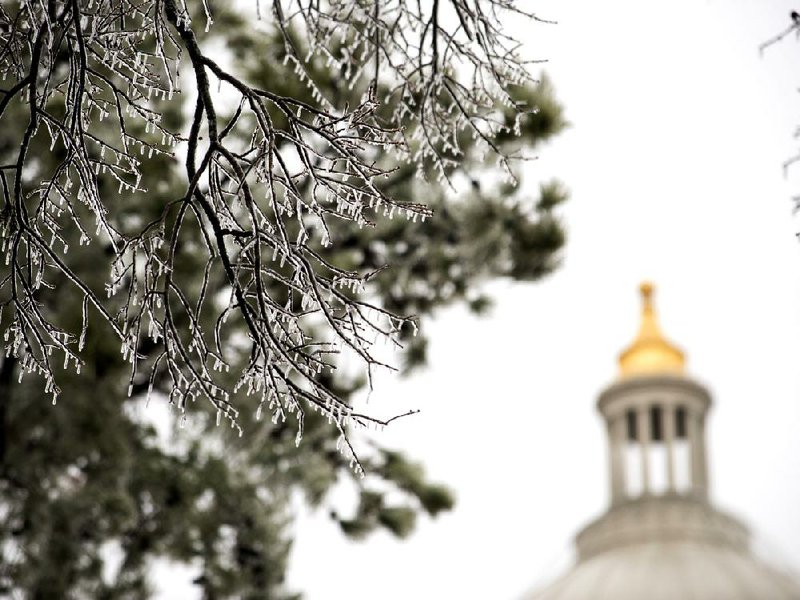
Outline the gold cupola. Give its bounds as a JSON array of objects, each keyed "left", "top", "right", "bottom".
[{"left": 618, "top": 282, "right": 685, "bottom": 379}]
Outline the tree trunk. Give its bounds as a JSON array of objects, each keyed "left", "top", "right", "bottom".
[{"left": 0, "top": 355, "right": 16, "bottom": 465}]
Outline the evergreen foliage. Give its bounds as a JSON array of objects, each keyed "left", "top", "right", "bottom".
[{"left": 0, "top": 1, "right": 568, "bottom": 597}]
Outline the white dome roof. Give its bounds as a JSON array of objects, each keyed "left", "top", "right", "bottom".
[
  {"left": 528, "top": 540, "right": 800, "bottom": 600},
  {"left": 526, "top": 498, "right": 800, "bottom": 600}
]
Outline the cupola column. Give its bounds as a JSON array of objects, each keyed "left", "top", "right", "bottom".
[
  {"left": 637, "top": 406, "right": 651, "bottom": 493},
  {"left": 609, "top": 415, "right": 626, "bottom": 504},
  {"left": 690, "top": 409, "right": 709, "bottom": 499},
  {"left": 664, "top": 403, "right": 676, "bottom": 493}
]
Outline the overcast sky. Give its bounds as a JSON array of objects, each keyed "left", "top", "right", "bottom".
[{"left": 284, "top": 1, "right": 800, "bottom": 599}]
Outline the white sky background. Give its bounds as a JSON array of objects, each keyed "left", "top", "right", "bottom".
[{"left": 282, "top": 1, "right": 800, "bottom": 599}]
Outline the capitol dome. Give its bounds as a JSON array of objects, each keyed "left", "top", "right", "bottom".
[{"left": 526, "top": 284, "right": 800, "bottom": 600}]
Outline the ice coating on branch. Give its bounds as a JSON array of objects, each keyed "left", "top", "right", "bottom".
[{"left": 1, "top": 0, "right": 541, "bottom": 473}]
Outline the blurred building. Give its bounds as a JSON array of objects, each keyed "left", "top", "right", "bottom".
[{"left": 527, "top": 283, "right": 800, "bottom": 600}]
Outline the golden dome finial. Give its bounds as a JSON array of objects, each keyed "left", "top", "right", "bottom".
[
  {"left": 618, "top": 282, "right": 685, "bottom": 379},
  {"left": 640, "top": 281, "right": 653, "bottom": 302}
]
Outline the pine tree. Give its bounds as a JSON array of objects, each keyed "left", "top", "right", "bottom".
[{"left": 0, "top": 1, "right": 568, "bottom": 597}]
